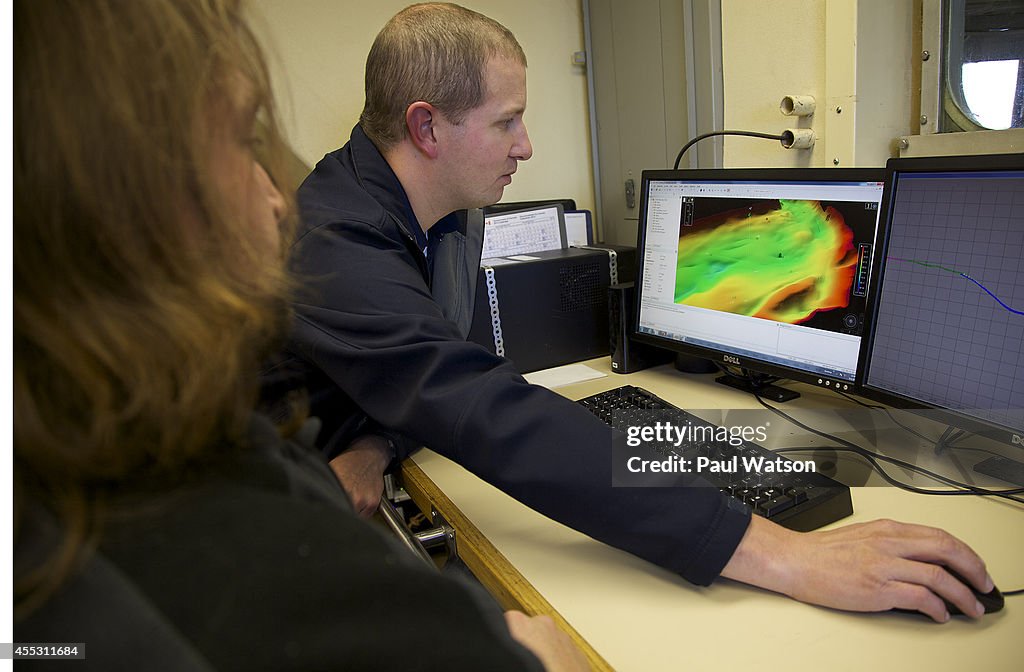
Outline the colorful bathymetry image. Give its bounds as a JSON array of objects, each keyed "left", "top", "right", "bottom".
[{"left": 676, "top": 199, "right": 857, "bottom": 324}]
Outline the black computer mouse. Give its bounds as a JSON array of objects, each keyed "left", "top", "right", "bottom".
[
  {"left": 943, "top": 568, "right": 1004, "bottom": 616},
  {"left": 895, "top": 567, "right": 1004, "bottom": 617}
]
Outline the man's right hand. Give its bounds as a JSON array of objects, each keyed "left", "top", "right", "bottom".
[{"left": 720, "top": 515, "right": 993, "bottom": 622}]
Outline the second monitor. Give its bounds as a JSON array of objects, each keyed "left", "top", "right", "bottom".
[
  {"left": 858, "top": 153, "right": 1024, "bottom": 451},
  {"left": 632, "top": 168, "right": 886, "bottom": 398}
]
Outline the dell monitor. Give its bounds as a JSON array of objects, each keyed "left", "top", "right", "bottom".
[
  {"left": 632, "top": 168, "right": 886, "bottom": 399},
  {"left": 858, "top": 153, "right": 1024, "bottom": 448}
]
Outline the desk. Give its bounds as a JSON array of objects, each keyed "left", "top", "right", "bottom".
[{"left": 400, "top": 358, "right": 1024, "bottom": 671}]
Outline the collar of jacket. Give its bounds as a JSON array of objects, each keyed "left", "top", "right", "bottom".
[
  {"left": 346, "top": 125, "right": 482, "bottom": 336},
  {"left": 347, "top": 125, "right": 468, "bottom": 254},
  {"left": 347, "top": 125, "right": 430, "bottom": 251}
]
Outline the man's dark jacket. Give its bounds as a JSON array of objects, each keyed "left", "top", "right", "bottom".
[{"left": 281, "top": 125, "right": 751, "bottom": 585}]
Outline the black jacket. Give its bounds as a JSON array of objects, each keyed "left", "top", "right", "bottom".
[
  {"left": 15, "top": 416, "right": 543, "bottom": 671},
  {"left": 283, "top": 125, "right": 751, "bottom": 585}
]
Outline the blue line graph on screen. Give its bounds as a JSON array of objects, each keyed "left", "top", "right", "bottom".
[{"left": 888, "top": 257, "right": 1023, "bottom": 316}]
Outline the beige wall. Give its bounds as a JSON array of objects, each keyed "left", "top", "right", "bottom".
[
  {"left": 249, "top": 0, "right": 921, "bottom": 206},
  {"left": 720, "top": 0, "right": 915, "bottom": 168},
  {"left": 248, "top": 0, "right": 596, "bottom": 212},
  {"left": 721, "top": 0, "right": 825, "bottom": 167}
]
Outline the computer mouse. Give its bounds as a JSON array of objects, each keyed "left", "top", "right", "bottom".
[
  {"left": 895, "top": 568, "right": 1004, "bottom": 617},
  {"left": 942, "top": 568, "right": 1004, "bottom": 616}
]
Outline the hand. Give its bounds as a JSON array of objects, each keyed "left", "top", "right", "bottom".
[
  {"left": 721, "top": 516, "right": 993, "bottom": 623},
  {"left": 328, "top": 435, "right": 391, "bottom": 518},
  {"left": 503, "top": 611, "right": 590, "bottom": 672}
]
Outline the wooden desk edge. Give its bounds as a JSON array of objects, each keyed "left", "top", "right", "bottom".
[{"left": 401, "top": 458, "right": 614, "bottom": 672}]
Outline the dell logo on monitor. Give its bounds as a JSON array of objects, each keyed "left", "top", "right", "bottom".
[{"left": 723, "top": 354, "right": 741, "bottom": 366}]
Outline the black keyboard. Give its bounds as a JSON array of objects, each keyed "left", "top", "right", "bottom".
[{"left": 578, "top": 385, "right": 853, "bottom": 532}]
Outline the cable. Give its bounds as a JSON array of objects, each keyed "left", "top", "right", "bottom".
[
  {"left": 834, "top": 389, "right": 884, "bottom": 410},
  {"left": 773, "top": 444, "right": 1024, "bottom": 501},
  {"left": 935, "top": 425, "right": 968, "bottom": 455},
  {"left": 672, "top": 130, "right": 785, "bottom": 169},
  {"left": 714, "top": 361, "right": 783, "bottom": 390},
  {"left": 833, "top": 389, "right": 1009, "bottom": 461},
  {"left": 694, "top": 346, "right": 1020, "bottom": 500},
  {"left": 754, "top": 395, "right": 1024, "bottom": 503}
]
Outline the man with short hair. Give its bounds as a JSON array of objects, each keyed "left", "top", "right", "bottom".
[{"left": 283, "top": 2, "right": 993, "bottom": 622}]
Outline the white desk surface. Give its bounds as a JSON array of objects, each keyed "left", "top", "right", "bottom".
[{"left": 409, "top": 359, "right": 1024, "bottom": 671}]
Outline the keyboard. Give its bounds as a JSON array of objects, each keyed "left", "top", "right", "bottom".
[{"left": 577, "top": 385, "right": 853, "bottom": 532}]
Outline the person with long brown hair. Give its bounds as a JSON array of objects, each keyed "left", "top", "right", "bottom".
[{"left": 13, "top": 1, "right": 585, "bottom": 669}]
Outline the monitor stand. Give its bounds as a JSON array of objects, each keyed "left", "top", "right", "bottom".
[
  {"left": 673, "top": 353, "right": 718, "bottom": 374},
  {"left": 715, "top": 374, "right": 800, "bottom": 402}
]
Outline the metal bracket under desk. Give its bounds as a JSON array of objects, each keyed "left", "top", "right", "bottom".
[
  {"left": 377, "top": 497, "right": 457, "bottom": 568},
  {"left": 418, "top": 506, "right": 458, "bottom": 560},
  {"left": 399, "top": 455, "right": 614, "bottom": 672}
]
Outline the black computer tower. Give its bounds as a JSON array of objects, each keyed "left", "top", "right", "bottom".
[
  {"left": 608, "top": 282, "right": 674, "bottom": 374},
  {"left": 468, "top": 246, "right": 635, "bottom": 373}
]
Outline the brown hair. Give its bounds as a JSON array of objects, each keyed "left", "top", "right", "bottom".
[
  {"left": 359, "top": 2, "right": 527, "bottom": 150},
  {"left": 14, "top": 0, "right": 295, "bottom": 614}
]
